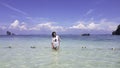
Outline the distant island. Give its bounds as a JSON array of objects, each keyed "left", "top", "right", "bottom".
[
  {"left": 6, "top": 31, "right": 15, "bottom": 35},
  {"left": 81, "top": 33, "right": 90, "bottom": 36},
  {"left": 112, "top": 24, "right": 120, "bottom": 35}
]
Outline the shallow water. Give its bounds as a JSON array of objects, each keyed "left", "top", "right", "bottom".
[{"left": 0, "top": 35, "right": 120, "bottom": 68}]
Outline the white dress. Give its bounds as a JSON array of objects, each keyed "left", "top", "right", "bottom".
[{"left": 52, "top": 35, "right": 59, "bottom": 47}]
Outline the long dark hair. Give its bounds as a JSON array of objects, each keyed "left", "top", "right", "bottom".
[{"left": 52, "top": 32, "right": 56, "bottom": 37}]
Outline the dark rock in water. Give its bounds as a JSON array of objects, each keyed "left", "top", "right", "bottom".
[
  {"left": 6, "top": 31, "right": 11, "bottom": 35},
  {"left": 112, "top": 24, "right": 120, "bottom": 35},
  {"left": 81, "top": 33, "right": 90, "bottom": 36},
  {"left": 31, "top": 46, "right": 36, "bottom": 48},
  {"left": 8, "top": 46, "right": 12, "bottom": 48},
  {"left": 82, "top": 46, "right": 86, "bottom": 48},
  {"left": 111, "top": 48, "right": 115, "bottom": 50}
]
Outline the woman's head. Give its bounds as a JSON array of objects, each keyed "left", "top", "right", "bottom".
[{"left": 52, "top": 32, "right": 56, "bottom": 37}]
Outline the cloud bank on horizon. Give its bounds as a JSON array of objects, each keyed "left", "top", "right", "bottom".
[
  {"left": 0, "top": 0, "right": 120, "bottom": 34},
  {"left": 0, "top": 19, "right": 118, "bottom": 34}
]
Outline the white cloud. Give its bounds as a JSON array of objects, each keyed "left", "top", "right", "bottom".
[
  {"left": 9, "top": 20, "right": 65, "bottom": 31},
  {"left": 9, "top": 20, "right": 28, "bottom": 31},
  {"left": 87, "top": 22, "right": 99, "bottom": 29},
  {"left": 1, "top": 19, "right": 118, "bottom": 34},
  {"left": 9, "top": 20, "right": 19, "bottom": 29},
  {"left": 97, "top": 19, "right": 118, "bottom": 31},
  {"left": 70, "top": 19, "right": 118, "bottom": 31},
  {"left": 19, "top": 22, "right": 27, "bottom": 31},
  {"left": 70, "top": 23, "right": 86, "bottom": 29},
  {"left": 70, "top": 21, "right": 98, "bottom": 30},
  {"left": 29, "top": 22, "right": 65, "bottom": 31},
  {"left": 29, "top": 23, "right": 51, "bottom": 30}
]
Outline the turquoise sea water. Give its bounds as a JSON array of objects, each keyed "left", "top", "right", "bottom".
[{"left": 0, "top": 34, "right": 120, "bottom": 68}]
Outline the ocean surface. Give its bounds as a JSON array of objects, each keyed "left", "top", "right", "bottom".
[{"left": 0, "top": 34, "right": 120, "bottom": 68}]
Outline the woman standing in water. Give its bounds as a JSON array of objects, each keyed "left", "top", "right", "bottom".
[{"left": 51, "top": 32, "right": 60, "bottom": 50}]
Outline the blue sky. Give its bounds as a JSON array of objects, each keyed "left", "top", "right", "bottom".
[{"left": 0, "top": 0, "right": 120, "bottom": 35}]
